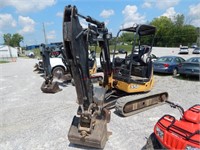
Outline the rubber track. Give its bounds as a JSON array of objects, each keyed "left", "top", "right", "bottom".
[{"left": 115, "top": 90, "right": 168, "bottom": 117}]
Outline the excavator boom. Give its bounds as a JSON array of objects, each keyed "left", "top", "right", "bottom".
[{"left": 62, "top": 5, "right": 110, "bottom": 148}]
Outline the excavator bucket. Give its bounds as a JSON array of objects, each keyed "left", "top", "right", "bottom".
[
  {"left": 68, "top": 116, "right": 109, "bottom": 149},
  {"left": 33, "top": 63, "right": 40, "bottom": 71},
  {"left": 41, "top": 81, "right": 61, "bottom": 93}
]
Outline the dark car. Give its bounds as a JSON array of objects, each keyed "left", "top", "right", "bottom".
[
  {"left": 153, "top": 56, "right": 185, "bottom": 76},
  {"left": 192, "top": 47, "right": 200, "bottom": 54},
  {"left": 178, "top": 57, "right": 200, "bottom": 77},
  {"left": 118, "top": 49, "right": 127, "bottom": 54},
  {"left": 191, "top": 43, "right": 198, "bottom": 49}
]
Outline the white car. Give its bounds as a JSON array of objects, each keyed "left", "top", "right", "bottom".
[
  {"left": 27, "top": 52, "right": 35, "bottom": 58},
  {"left": 179, "top": 46, "right": 189, "bottom": 54},
  {"left": 50, "top": 57, "right": 68, "bottom": 78},
  {"left": 35, "top": 57, "right": 68, "bottom": 79}
]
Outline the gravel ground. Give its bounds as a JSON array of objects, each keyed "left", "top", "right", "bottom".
[{"left": 0, "top": 47, "right": 199, "bottom": 150}]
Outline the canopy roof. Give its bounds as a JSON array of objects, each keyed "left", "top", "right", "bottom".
[{"left": 120, "top": 24, "right": 156, "bottom": 36}]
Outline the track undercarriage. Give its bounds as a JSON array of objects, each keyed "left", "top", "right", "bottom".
[{"left": 114, "top": 91, "right": 168, "bottom": 117}]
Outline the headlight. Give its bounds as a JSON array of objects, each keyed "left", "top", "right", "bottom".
[
  {"left": 156, "top": 126, "right": 164, "bottom": 139},
  {"left": 185, "top": 145, "right": 200, "bottom": 150}
]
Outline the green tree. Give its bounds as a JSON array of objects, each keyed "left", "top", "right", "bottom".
[
  {"left": 174, "top": 14, "right": 184, "bottom": 27},
  {"left": 150, "top": 14, "right": 198, "bottom": 47},
  {"left": 3, "top": 33, "right": 23, "bottom": 47},
  {"left": 3, "top": 33, "right": 12, "bottom": 45},
  {"left": 150, "top": 16, "right": 174, "bottom": 47},
  {"left": 120, "top": 32, "right": 134, "bottom": 44}
]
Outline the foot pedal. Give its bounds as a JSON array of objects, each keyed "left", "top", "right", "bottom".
[{"left": 68, "top": 116, "right": 109, "bottom": 149}]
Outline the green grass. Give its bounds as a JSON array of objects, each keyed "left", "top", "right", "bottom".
[
  {"left": 33, "top": 48, "right": 41, "bottom": 58},
  {"left": 0, "top": 60, "right": 9, "bottom": 64}
]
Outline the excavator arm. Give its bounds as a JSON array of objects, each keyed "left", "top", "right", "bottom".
[
  {"left": 62, "top": 5, "right": 110, "bottom": 148},
  {"left": 40, "top": 44, "right": 61, "bottom": 93}
]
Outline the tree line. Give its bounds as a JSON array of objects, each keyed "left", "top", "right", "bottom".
[{"left": 112, "top": 14, "right": 199, "bottom": 47}]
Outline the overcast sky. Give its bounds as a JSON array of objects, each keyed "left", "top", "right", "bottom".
[{"left": 0, "top": 0, "right": 200, "bottom": 46}]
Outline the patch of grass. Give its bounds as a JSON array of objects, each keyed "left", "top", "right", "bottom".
[
  {"left": 0, "top": 60, "right": 9, "bottom": 64},
  {"left": 33, "top": 48, "right": 41, "bottom": 58}
]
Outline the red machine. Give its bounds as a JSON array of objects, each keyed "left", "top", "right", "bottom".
[{"left": 145, "top": 101, "right": 200, "bottom": 149}]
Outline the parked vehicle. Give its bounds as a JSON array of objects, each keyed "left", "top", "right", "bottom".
[
  {"left": 178, "top": 57, "right": 200, "bottom": 77},
  {"left": 153, "top": 56, "right": 185, "bottom": 76},
  {"left": 118, "top": 49, "right": 127, "bottom": 54},
  {"left": 35, "top": 57, "right": 68, "bottom": 79},
  {"left": 192, "top": 47, "right": 200, "bottom": 54},
  {"left": 126, "top": 53, "right": 158, "bottom": 62},
  {"left": 179, "top": 46, "right": 189, "bottom": 54},
  {"left": 191, "top": 43, "right": 198, "bottom": 49},
  {"left": 27, "top": 52, "right": 35, "bottom": 58},
  {"left": 144, "top": 101, "right": 200, "bottom": 150},
  {"left": 110, "top": 49, "right": 119, "bottom": 54}
]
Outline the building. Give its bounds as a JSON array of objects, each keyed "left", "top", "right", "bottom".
[{"left": 0, "top": 45, "right": 18, "bottom": 61}]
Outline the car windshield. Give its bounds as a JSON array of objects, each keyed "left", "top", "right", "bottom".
[
  {"left": 186, "top": 57, "right": 200, "bottom": 63},
  {"left": 194, "top": 48, "right": 200, "bottom": 50},
  {"left": 156, "top": 57, "right": 173, "bottom": 62}
]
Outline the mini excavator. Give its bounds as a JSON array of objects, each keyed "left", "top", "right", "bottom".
[{"left": 62, "top": 5, "right": 168, "bottom": 149}]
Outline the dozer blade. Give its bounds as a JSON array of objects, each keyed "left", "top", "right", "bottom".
[
  {"left": 115, "top": 92, "right": 168, "bottom": 117},
  {"left": 68, "top": 116, "right": 109, "bottom": 149},
  {"left": 41, "top": 81, "right": 62, "bottom": 93}
]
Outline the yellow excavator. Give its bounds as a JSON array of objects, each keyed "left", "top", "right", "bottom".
[
  {"left": 102, "top": 25, "right": 168, "bottom": 116},
  {"left": 62, "top": 5, "right": 168, "bottom": 149}
]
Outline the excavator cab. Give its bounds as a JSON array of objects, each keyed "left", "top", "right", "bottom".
[{"left": 112, "top": 24, "right": 156, "bottom": 93}]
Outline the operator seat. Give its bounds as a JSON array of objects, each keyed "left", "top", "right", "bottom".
[
  {"left": 130, "top": 45, "right": 152, "bottom": 78},
  {"left": 132, "top": 45, "right": 151, "bottom": 66}
]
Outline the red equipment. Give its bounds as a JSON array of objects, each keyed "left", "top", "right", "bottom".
[{"left": 145, "top": 102, "right": 200, "bottom": 149}]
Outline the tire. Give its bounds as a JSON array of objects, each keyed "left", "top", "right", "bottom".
[
  {"left": 172, "top": 68, "right": 178, "bottom": 77},
  {"left": 52, "top": 66, "right": 65, "bottom": 79},
  {"left": 143, "top": 133, "right": 161, "bottom": 150}
]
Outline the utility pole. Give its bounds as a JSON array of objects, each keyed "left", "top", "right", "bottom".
[{"left": 43, "top": 22, "right": 48, "bottom": 44}]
